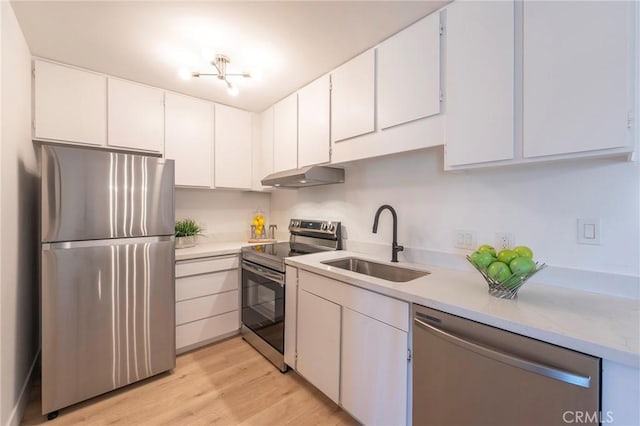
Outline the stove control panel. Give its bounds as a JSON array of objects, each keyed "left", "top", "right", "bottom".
[{"left": 289, "top": 219, "right": 341, "bottom": 239}]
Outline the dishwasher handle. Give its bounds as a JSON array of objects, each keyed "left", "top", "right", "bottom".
[{"left": 414, "top": 317, "right": 592, "bottom": 388}]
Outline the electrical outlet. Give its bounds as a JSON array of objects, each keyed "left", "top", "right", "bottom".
[
  {"left": 454, "top": 230, "right": 475, "bottom": 250},
  {"left": 495, "top": 232, "right": 514, "bottom": 250}
]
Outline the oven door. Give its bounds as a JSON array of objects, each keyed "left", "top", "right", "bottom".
[{"left": 241, "top": 260, "right": 285, "bottom": 353}]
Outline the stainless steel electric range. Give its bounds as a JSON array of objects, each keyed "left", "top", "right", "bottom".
[{"left": 240, "top": 219, "right": 342, "bottom": 372}]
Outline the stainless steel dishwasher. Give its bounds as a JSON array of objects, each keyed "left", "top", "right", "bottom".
[{"left": 413, "top": 304, "right": 601, "bottom": 426}]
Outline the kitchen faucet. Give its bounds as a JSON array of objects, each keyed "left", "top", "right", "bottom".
[{"left": 372, "top": 204, "right": 404, "bottom": 263}]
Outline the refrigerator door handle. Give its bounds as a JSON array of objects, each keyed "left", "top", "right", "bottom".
[{"left": 42, "top": 235, "right": 174, "bottom": 250}]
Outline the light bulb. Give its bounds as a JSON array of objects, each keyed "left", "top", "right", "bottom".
[
  {"left": 178, "top": 67, "right": 192, "bottom": 80},
  {"left": 227, "top": 83, "right": 239, "bottom": 97}
]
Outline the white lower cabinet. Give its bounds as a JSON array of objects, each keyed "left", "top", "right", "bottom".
[
  {"left": 175, "top": 255, "right": 240, "bottom": 353},
  {"left": 294, "top": 269, "right": 410, "bottom": 424},
  {"left": 296, "top": 289, "right": 341, "bottom": 404},
  {"left": 341, "top": 308, "right": 408, "bottom": 426}
]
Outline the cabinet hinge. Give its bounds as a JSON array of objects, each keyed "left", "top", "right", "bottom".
[
  {"left": 407, "top": 349, "right": 412, "bottom": 361},
  {"left": 439, "top": 24, "right": 445, "bottom": 36},
  {"left": 439, "top": 90, "right": 444, "bottom": 102},
  {"left": 32, "top": 67, "right": 36, "bottom": 78},
  {"left": 627, "top": 111, "right": 634, "bottom": 129},
  {"left": 32, "top": 120, "right": 36, "bottom": 131}
]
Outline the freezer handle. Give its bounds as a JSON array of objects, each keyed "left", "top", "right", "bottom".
[
  {"left": 42, "top": 235, "right": 174, "bottom": 250},
  {"left": 414, "top": 317, "right": 591, "bottom": 388}
]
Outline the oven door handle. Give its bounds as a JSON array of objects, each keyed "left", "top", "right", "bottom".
[{"left": 242, "top": 261, "right": 285, "bottom": 286}]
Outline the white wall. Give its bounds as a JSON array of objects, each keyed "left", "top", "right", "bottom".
[
  {"left": 1, "top": 3, "right": 39, "bottom": 426},
  {"left": 271, "top": 147, "right": 640, "bottom": 280},
  {"left": 175, "top": 188, "right": 271, "bottom": 242}
]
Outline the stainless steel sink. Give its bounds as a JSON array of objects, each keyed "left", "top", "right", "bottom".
[{"left": 321, "top": 257, "right": 429, "bottom": 282}]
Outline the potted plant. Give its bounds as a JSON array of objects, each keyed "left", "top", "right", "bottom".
[{"left": 175, "top": 219, "right": 203, "bottom": 249}]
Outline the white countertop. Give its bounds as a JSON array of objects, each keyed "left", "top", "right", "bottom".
[
  {"left": 175, "top": 240, "right": 262, "bottom": 261},
  {"left": 285, "top": 250, "right": 640, "bottom": 368}
]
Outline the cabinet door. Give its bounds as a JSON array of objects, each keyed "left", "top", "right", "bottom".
[
  {"left": 378, "top": 12, "right": 441, "bottom": 130},
  {"left": 296, "top": 290, "right": 341, "bottom": 404},
  {"left": 341, "top": 307, "right": 408, "bottom": 426},
  {"left": 165, "top": 93, "right": 213, "bottom": 187},
  {"left": 331, "top": 50, "right": 376, "bottom": 143},
  {"left": 445, "top": 0, "right": 515, "bottom": 167},
  {"left": 34, "top": 60, "right": 107, "bottom": 146},
  {"left": 252, "top": 107, "right": 274, "bottom": 190},
  {"left": 273, "top": 93, "right": 298, "bottom": 172},
  {"left": 523, "top": 1, "right": 634, "bottom": 158},
  {"left": 214, "top": 104, "right": 252, "bottom": 189},
  {"left": 298, "top": 74, "right": 330, "bottom": 166},
  {"left": 108, "top": 78, "right": 164, "bottom": 152}
]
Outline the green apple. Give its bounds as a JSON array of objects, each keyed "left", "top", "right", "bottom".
[
  {"left": 487, "top": 261, "right": 511, "bottom": 283},
  {"left": 513, "top": 246, "right": 534, "bottom": 259},
  {"left": 470, "top": 251, "right": 495, "bottom": 270},
  {"left": 497, "top": 249, "right": 518, "bottom": 265},
  {"left": 509, "top": 257, "right": 536, "bottom": 275},
  {"left": 477, "top": 244, "right": 496, "bottom": 257}
]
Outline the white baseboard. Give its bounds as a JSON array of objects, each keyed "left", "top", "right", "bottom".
[{"left": 6, "top": 350, "right": 40, "bottom": 426}]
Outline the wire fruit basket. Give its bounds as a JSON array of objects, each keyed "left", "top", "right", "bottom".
[{"left": 466, "top": 255, "right": 547, "bottom": 299}]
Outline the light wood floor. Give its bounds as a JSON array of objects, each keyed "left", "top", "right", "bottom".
[{"left": 21, "top": 336, "right": 358, "bottom": 425}]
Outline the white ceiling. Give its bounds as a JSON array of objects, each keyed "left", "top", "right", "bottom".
[{"left": 11, "top": 1, "right": 447, "bottom": 112}]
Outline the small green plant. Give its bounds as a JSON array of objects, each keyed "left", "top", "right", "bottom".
[{"left": 175, "top": 219, "right": 203, "bottom": 237}]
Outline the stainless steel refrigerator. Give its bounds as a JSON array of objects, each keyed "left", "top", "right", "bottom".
[{"left": 40, "top": 145, "right": 176, "bottom": 416}]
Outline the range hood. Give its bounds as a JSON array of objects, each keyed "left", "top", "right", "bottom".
[{"left": 261, "top": 165, "right": 345, "bottom": 188}]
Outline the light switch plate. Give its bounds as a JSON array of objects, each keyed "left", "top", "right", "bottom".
[{"left": 577, "top": 218, "right": 600, "bottom": 245}]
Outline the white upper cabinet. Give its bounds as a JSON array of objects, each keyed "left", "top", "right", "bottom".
[
  {"left": 164, "top": 93, "right": 213, "bottom": 188},
  {"left": 34, "top": 60, "right": 107, "bottom": 146},
  {"left": 298, "top": 74, "right": 331, "bottom": 167},
  {"left": 273, "top": 93, "right": 298, "bottom": 172},
  {"left": 331, "top": 50, "right": 376, "bottom": 143},
  {"left": 445, "top": 0, "right": 515, "bottom": 167},
  {"left": 214, "top": 104, "right": 252, "bottom": 189},
  {"left": 523, "top": 1, "right": 634, "bottom": 158},
  {"left": 107, "top": 78, "right": 164, "bottom": 153},
  {"left": 378, "top": 12, "right": 442, "bottom": 130},
  {"left": 252, "top": 107, "right": 275, "bottom": 190}
]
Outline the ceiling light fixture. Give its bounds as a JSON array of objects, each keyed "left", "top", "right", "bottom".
[{"left": 179, "top": 54, "right": 254, "bottom": 96}]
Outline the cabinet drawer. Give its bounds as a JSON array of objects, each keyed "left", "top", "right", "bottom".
[
  {"left": 176, "top": 310, "right": 239, "bottom": 351},
  {"left": 176, "top": 270, "right": 238, "bottom": 302},
  {"left": 176, "top": 255, "right": 238, "bottom": 278},
  {"left": 176, "top": 290, "right": 238, "bottom": 325},
  {"left": 299, "top": 270, "right": 409, "bottom": 332}
]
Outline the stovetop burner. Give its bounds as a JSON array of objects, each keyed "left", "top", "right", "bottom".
[
  {"left": 241, "top": 219, "right": 342, "bottom": 273},
  {"left": 244, "top": 241, "right": 325, "bottom": 258}
]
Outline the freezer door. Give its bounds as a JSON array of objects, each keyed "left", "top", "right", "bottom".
[
  {"left": 41, "top": 144, "right": 174, "bottom": 242},
  {"left": 41, "top": 236, "right": 175, "bottom": 414}
]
